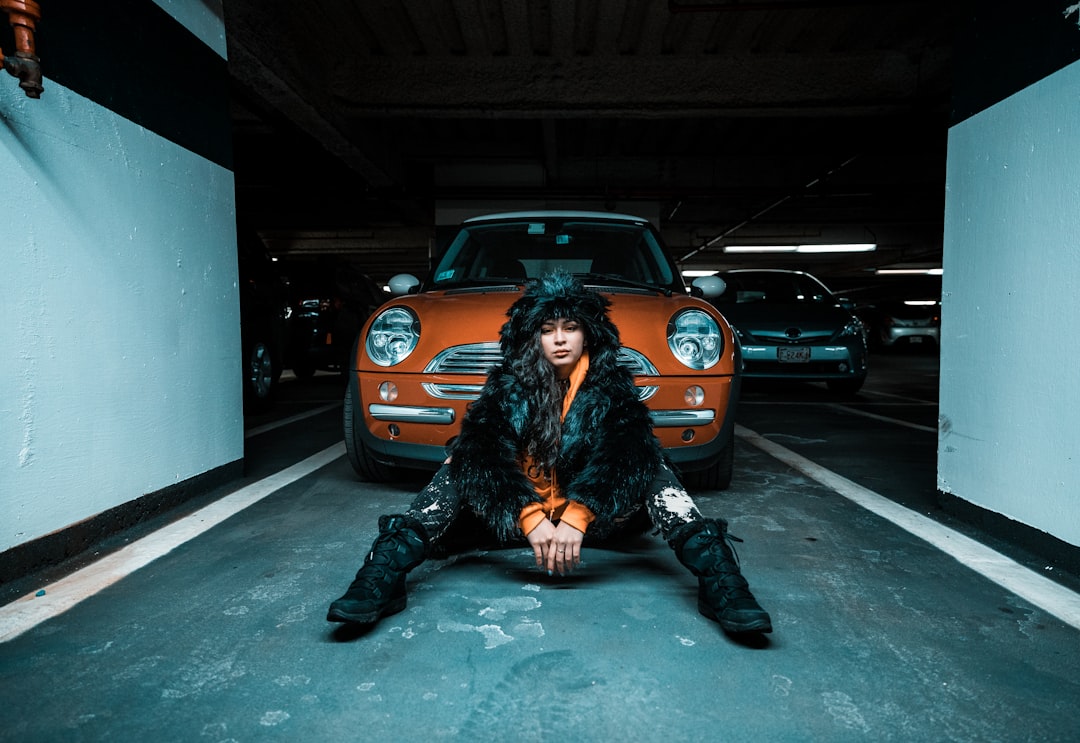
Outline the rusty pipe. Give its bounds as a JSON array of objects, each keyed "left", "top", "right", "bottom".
[{"left": 1, "top": 0, "right": 43, "bottom": 98}]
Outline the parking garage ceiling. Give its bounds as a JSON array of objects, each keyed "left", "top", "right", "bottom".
[{"left": 224, "top": 0, "right": 957, "bottom": 295}]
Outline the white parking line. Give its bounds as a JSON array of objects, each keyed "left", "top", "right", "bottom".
[
  {"left": 6, "top": 428, "right": 1078, "bottom": 643},
  {"left": 737, "top": 424, "right": 1080, "bottom": 631},
  {"left": 740, "top": 398, "right": 936, "bottom": 432},
  {"left": 858, "top": 388, "right": 938, "bottom": 405},
  {"left": 244, "top": 402, "right": 342, "bottom": 439},
  {"left": 0, "top": 442, "right": 347, "bottom": 644},
  {"left": 739, "top": 400, "right": 935, "bottom": 407},
  {"left": 824, "top": 403, "right": 937, "bottom": 433}
]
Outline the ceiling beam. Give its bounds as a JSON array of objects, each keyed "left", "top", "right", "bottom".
[
  {"left": 226, "top": 35, "right": 399, "bottom": 189},
  {"left": 333, "top": 50, "right": 951, "bottom": 118}
]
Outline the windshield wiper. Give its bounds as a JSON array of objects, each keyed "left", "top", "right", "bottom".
[
  {"left": 431, "top": 277, "right": 527, "bottom": 290},
  {"left": 574, "top": 273, "right": 673, "bottom": 297}
]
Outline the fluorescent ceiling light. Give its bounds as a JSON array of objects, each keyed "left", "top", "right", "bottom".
[
  {"left": 723, "top": 245, "right": 798, "bottom": 254},
  {"left": 723, "top": 244, "right": 876, "bottom": 254},
  {"left": 796, "top": 243, "right": 876, "bottom": 253},
  {"left": 682, "top": 269, "right": 720, "bottom": 277},
  {"left": 875, "top": 268, "right": 943, "bottom": 275},
  {"left": 904, "top": 300, "right": 938, "bottom": 306}
]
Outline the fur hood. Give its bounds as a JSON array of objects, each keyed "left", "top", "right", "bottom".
[
  {"left": 499, "top": 270, "right": 622, "bottom": 368},
  {"left": 448, "top": 272, "right": 665, "bottom": 541}
]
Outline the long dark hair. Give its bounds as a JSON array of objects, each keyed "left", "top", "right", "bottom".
[
  {"left": 507, "top": 322, "right": 572, "bottom": 473},
  {"left": 498, "top": 271, "right": 619, "bottom": 472}
]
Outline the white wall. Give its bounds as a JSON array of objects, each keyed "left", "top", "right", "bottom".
[
  {"left": 0, "top": 22, "right": 241, "bottom": 553},
  {"left": 152, "top": 0, "right": 228, "bottom": 57},
  {"left": 939, "top": 59, "right": 1080, "bottom": 547}
]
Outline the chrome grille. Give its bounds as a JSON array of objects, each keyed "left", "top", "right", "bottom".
[
  {"left": 617, "top": 346, "right": 659, "bottom": 376},
  {"left": 423, "top": 342, "right": 658, "bottom": 401},
  {"left": 424, "top": 342, "right": 503, "bottom": 374}
]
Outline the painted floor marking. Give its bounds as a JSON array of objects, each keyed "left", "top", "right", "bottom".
[
  {"left": 737, "top": 424, "right": 1080, "bottom": 631},
  {"left": 0, "top": 442, "right": 346, "bottom": 644},
  {"left": 244, "top": 402, "right": 342, "bottom": 439},
  {"left": 739, "top": 400, "right": 935, "bottom": 407},
  {"left": 823, "top": 403, "right": 937, "bottom": 433},
  {"left": 858, "top": 388, "right": 938, "bottom": 405},
  {"left": 7, "top": 427, "right": 1077, "bottom": 643}
]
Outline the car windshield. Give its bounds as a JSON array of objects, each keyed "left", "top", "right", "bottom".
[
  {"left": 428, "top": 218, "right": 682, "bottom": 291},
  {"left": 715, "top": 272, "right": 834, "bottom": 305}
]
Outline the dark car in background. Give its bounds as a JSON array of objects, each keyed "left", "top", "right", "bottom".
[
  {"left": 856, "top": 300, "right": 940, "bottom": 351},
  {"left": 283, "top": 259, "right": 386, "bottom": 379},
  {"left": 713, "top": 268, "right": 868, "bottom": 395},
  {"left": 237, "top": 233, "right": 291, "bottom": 412}
]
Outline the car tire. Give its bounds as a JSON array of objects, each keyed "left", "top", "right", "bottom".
[
  {"left": 292, "top": 361, "right": 316, "bottom": 380},
  {"left": 244, "top": 339, "right": 277, "bottom": 412},
  {"left": 827, "top": 376, "right": 866, "bottom": 395},
  {"left": 683, "top": 430, "right": 735, "bottom": 491},
  {"left": 343, "top": 381, "right": 399, "bottom": 482}
]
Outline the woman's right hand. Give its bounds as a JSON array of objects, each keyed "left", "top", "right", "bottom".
[
  {"left": 525, "top": 518, "right": 558, "bottom": 574},
  {"left": 525, "top": 518, "right": 583, "bottom": 576}
]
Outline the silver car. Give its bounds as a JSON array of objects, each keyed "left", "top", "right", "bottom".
[
  {"left": 712, "top": 269, "right": 868, "bottom": 394},
  {"left": 856, "top": 301, "right": 940, "bottom": 350}
]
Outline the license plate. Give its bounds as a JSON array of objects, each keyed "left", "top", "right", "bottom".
[{"left": 777, "top": 346, "right": 811, "bottom": 363}]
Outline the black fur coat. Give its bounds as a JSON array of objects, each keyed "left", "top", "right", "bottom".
[{"left": 447, "top": 273, "right": 665, "bottom": 542}]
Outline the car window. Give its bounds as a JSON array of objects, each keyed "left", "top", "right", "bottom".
[{"left": 430, "top": 219, "right": 679, "bottom": 289}]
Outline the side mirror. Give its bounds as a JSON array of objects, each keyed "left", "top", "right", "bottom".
[
  {"left": 691, "top": 275, "right": 726, "bottom": 299},
  {"left": 387, "top": 273, "right": 421, "bottom": 296}
]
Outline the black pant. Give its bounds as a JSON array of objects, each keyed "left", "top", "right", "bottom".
[{"left": 405, "top": 462, "right": 703, "bottom": 544}]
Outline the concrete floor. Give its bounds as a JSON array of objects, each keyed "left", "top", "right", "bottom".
[{"left": 2, "top": 354, "right": 1078, "bottom": 742}]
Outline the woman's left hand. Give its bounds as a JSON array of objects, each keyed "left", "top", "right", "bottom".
[{"left": 550, "top": 521, "right": 584, "bottom": 575}]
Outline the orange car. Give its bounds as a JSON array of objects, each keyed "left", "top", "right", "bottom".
[{"left": 343, "top": 211, "right": 742, "bottom": 489}]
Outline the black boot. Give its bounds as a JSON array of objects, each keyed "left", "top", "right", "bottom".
[
  {"left": 327, "top": 514, "right": 429, "bottom": 625},
  {"left": 670, "top": 518, "right": 773, "bottom": 634}
]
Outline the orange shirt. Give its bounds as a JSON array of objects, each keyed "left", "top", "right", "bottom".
[{"left": 518, "top": 352, "right": 597, "bottom": 536}]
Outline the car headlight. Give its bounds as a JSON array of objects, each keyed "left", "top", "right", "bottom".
[
  {"left": 366, "top": 306, "right": 420, "bottom": 366},
  {"left": 837, "top": 319, "right": 864, "bottom": 340},
  {"left": 667, "top": 309, "right": 722, "bottom": 370}
]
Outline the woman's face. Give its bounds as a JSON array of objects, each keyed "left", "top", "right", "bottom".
[{"left": 539, "top": 318, "right": 586, "bottom": 379}]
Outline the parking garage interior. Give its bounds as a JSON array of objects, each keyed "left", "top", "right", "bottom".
[{"left": 3, "top": 2, "right": 1080, "bottom": 740}]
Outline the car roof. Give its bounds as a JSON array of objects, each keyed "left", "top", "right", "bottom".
[
  {"left": 463, "top": 211, "right": 650, "bottom": 224},
  {"left": 721, "top": 268, "right": 811, "bottom": 277}
]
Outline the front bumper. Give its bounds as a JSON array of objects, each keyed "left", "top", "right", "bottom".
[
  {"left": 349, "top": 369, "right": 741, "bottom": 474},
  {"left": 740, "top": 343, "right": 867, "bottom": 379},
  {"left": 882, "top": 327, "right": 940, "bottom": 346}
]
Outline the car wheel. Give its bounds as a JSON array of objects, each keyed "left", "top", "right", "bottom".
[
  {"left": 244, "top": 339, "right": 276, "bottom": 411},
  {"left": 827, "top": 376, "right": 865, "bottom": 395},
  {"left": 683, "top": 430, "right": 734, "bottom": 491},
  {"left": 343, "top": 381, "right": 399, "bottom": 482},
  {"left": 292, "top": 361, "right": 316, "bottom": 380}
]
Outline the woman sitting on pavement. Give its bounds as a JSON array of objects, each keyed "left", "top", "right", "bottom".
[{"left": 327, "top": 270, "right": 772, "bottom": 635}]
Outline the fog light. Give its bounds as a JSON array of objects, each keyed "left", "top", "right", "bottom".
[
  {"left": 684, "top": 385, "right": 705, "bottom": 406},
  {"left": 379, "top": 381, "right": 399, "bottom": 402},
  {"left": 681, "top": 429, "right": 695, "bottom": 442},
  {"left": 388, "top": 424, "right": 400, "bottom": 437}
]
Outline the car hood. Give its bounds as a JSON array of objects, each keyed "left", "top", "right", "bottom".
[
  {"left": 362, "top": 286, "right": 738, "bottom": 375},
  {"left": 715, "top": 302, "right": 855, "bottom": 340}
]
